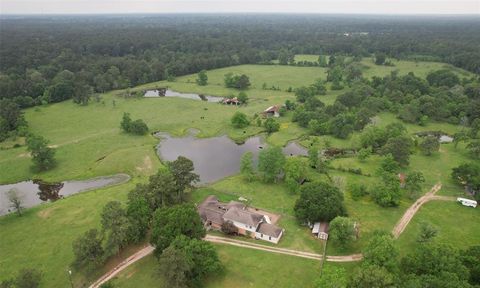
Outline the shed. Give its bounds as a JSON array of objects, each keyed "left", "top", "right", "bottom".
[
  {"left": 312, "top": 222, "right": 329, "bottom": 240},
  {"left": 262, "top": 105, "right": 280, "bottom": 117}
]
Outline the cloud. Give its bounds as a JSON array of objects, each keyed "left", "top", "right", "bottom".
[{"left": 1, "top": 0, "right": 479, "bottom": 15}]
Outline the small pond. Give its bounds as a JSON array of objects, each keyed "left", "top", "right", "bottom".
[
  {"left": 0, "top": 174, "right": 130, "bottom": 216},
  {"left": 144, "top": 89, "right": 223, "bottom": 103},
  {"left": 156, "top": 133, "right": 307, "bottom": 184}
]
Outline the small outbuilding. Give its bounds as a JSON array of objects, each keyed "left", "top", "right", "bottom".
[
  {"left": 222, "top": 97, "right": 240, "bottom": 105},
  {"left": 312, "top": 222, "right": 329, "bottom": 240},
  {"left": 262, "top": 105, "right": 281, "bottom": 117}
]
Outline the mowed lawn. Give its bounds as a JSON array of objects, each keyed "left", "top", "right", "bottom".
[
  {"left": 193, "top": 176, "right": 326, "bottom": 253},
  {"left": 111, "top": 244, "right": 322, "bottom": 288},
  {"left": 396, "top": 201, "right": 480, "bottom": 256}
]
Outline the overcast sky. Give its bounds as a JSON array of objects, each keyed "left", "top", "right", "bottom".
[{"left": 1, "top": 0, "right": 479, "bottom": 15}]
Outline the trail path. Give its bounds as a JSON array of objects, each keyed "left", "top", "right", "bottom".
[
  {"left": 90, "top": 183, "right": 457, "bottom": 287},
  {"left": 392, "top": 183, "right": 455, "bottom": 238},
  {"left": 88, "top": 235, "right": 362, "bottom": 287}
]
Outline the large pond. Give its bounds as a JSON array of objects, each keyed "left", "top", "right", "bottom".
[
  {"left": 144, "top": 89, "right": 223, "bottom": 103},
  {"left": 156, "top": 133, "right": 307, "bottom": 184},
  {"left": 0, "top": 174, "right": 130, "bottom": 216}
]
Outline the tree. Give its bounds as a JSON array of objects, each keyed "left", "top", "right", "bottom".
[
  {"left": 294, "top": 182, "right": 346, "bottom": 223},
  {"left": 318, "top": 55, "right": 328, "bottom": 67},
  {"left": 348, "top": 265, "right": 395, "bottom": 288},
  {"left": 158, "top": 245, "right": 191, "bottom": 288},
  {"left": 258, "top": 146, "right": 285, "bottom": 183},
  {"left": 240, "top": 152, "right": 255, "bottom": 182},
  {"left": 378, "top": 154, "right": 400, "bottom": 174},
  {"left": 26, "top": 134, "right": 56, "bottom": 171},
  {"left": 128, "top": 119, "right": 149, "bottom": 135},
  {"left": 405, "top": 171, "right": 425, "bottom": 199},
  {"left": 73, "top": 82, "right": 93, "bottom": 105},
  {"left": 349, "top": 183, "right": 369, "bottom": 200},
  {"left": 146, "top": 169, "right": 178, "bottom": 209},
  {"left": 420, "top": 136, "right": 440, "bottom": 156},
  {"left": 167, "top": 156, "right": 200, "bottom": 201},
  {"left": 363, "top": 231, "right": 398, "bottom": 273},
  {"left": 237, "top": 91, "right": 249, "bottom": 104},
  {"left": 381, "top": 136, "right": 413, "bottom": 166},
  {"left": 357, "top": 147, "right": 372, "bottom": 162},
  {"left": 329, "top": 216, "right": 356, "bottom": 248},
  {"left": 467, "top": 140, "right": 480, "bottom": 158},
  {"left": 221, "top": 221, "right": 238, "bottom": 235},
  {"left": 462, "top": 245, "right": 480, "bottom": 286},
  {"left": 451, "top": 162, "right": 480, "bottom": 197},
  {"left": 284, "top": 157, "right": 308, "bottom": 193},
  {"left": 401, "top": 243, "right": 470, "bottom": 284},
  {"left": 375, "top": 53, "right": 387, "bottom": 65},
  {"left": 121, "top": 113, "right": 148, "bottom": 135},
  {"left": 417, "top": 221, "right": 438, "bottom": 243},
  {"left": 371, "top": 173, "right": 401, "bottom": 207},
  {"left": 120, "top": 112, "right": 132, "bottom": 132},
  {"left": 126, "top": 195, "right": 151, "bottom": 243},
  {"left": 72, "top": 229, "right": 104, "bottom": 271},
  {"left": 14, "top": 268, "right": 42, "bottom": 288},
  {"left": 231, "top": 111, "right": 249, "bottom": 128},
  {"left": 315, "top": 265, "right": 347, "bottom": 288},
  {"left": 170, "top": 235, "right": 223, "bottom": 286},
  {"left": 0, "top": 98, "right": 23, "bottom": 134},
  {"left": 7, "top": 188, "right": 23, "bottom": 216},
  {"left": 101, "top": 201, "right": 130, "bottom": 256},
  {"left": 264, "top": 118, "right": 280, "bottom": 134},
  {"left": 196, "top": 70, "right": 208, "bottom": 86},
  {"left": 427, "top": 69, "right": 460, "bottom": 88},
  {"left": 150, "top": 204, "right": 205, "bottom": 255}
]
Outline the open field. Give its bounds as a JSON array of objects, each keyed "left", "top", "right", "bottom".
[
  {"left": 396, "top": 201, "right": 480, "bottom": 255},
  {"left": 111, "top": 243, "right": 322, "bottom": 288},
  {"left": 1, "top": 59, "right": 478, "bottom": 287},
  {"left": 0, "top": 181, "right": 137, "bottom": 287}
]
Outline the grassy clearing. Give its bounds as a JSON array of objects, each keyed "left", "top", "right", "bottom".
[
  {"left": 396, "top": 201, "right": 480, "bottom": 256},
  {"left": 0, "top": 181, "right": 138, "bottom": 286},
  {"left": 111, "top": 243, "right": 322, "bottom": 288},
  {"left": 194, "top": 176, "right": 325, "bottom": 253}
]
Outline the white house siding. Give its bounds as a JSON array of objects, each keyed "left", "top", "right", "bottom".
[
  {"left": 226, "top": 219, "right": 258, "bottom": 234},
  {"left": 255, "top": 230, "right": 283, "bottom": 244}
]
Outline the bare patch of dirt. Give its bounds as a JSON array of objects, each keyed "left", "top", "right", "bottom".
[{"left": 136, "top": 155, "right": 153, "bottom": 174}]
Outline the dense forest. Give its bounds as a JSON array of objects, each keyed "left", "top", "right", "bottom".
[{"left": 1, "top": 14, "right": 480, "bottom": 104}]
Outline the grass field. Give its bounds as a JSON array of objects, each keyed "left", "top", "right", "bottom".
[
  {"left": 1, "top": 58, "right": 477, "bottom": 287},
  {"left": 111, "top": 243, "right": 322, "bottom": 288},
  {"left": 0, "top": 180, "right": 138, "bottom": 287},
  {"left": 396, "top": 201, "right": 480, "bottom": 256}
]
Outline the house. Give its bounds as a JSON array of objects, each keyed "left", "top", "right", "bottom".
[
  {"left": 312, "top": 222, "right": 329, "bottom": 240},
  {"left": 197, "top": 195, "right": 284, "bottom": 244},
  {"left": 457, "top": 197, "right": 477, "bottom": 208},
  {"left": 262, "top": 105, "right": 281, "bottom": 117},
  {"left": 222, "top": 97, "right": 240, "bottom": 105}
]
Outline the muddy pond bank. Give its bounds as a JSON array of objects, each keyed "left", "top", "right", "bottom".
[
  {"left": 0, "top": 174, "right": 130, "bottom": 216},
  {"left": 155, "top": 132, "right": 307, "bottom": 184}
]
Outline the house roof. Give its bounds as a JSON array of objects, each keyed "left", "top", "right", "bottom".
[
  {"left": 197, "top": 195, "right": 226, "bottom": 226},
  {"left": 223, "top": 206, "right": 264, "bottom": 227},
  {"left": 264, "top": 105, "right": 280, "bottom": 113},
  {"left": 257, "top": 222, "right": 283, "bottom": 238},
  {"left": 312, "top": 222, "right": 329, "bottom": 234}
]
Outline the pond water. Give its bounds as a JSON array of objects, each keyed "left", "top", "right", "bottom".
[
  {"left": 156, "top": 133, "right": 308, "bottom": 184},
  {"left": 0, "top": 174, "right": 130, "bottom": 216},
  {"left": 144, "top": 89, "right": 223, "bottom": 103}
]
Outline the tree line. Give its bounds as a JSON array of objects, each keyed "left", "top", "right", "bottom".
[{"left": 1, "top": 15, "right": 479, "bottom": 108}]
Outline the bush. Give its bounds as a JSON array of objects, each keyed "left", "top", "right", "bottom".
[
  {"left": 120, "top": 113, "right": 149, "bottom": 135},
  {"left": 231, "top": 111, "right": 249, "bottom": 128},
  {"left": 349, "top": 184, "right": 369, "bottom": 200}
]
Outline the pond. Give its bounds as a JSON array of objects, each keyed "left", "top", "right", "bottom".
[
  {"left": 0, "top": 174, "right": 130, "bottom": 216},
  {"left": 144, "top": 89, "right": 223, "bottom": 103},
  {"left": 156, "top": 133, "right": 308, "bottom": 184}
]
